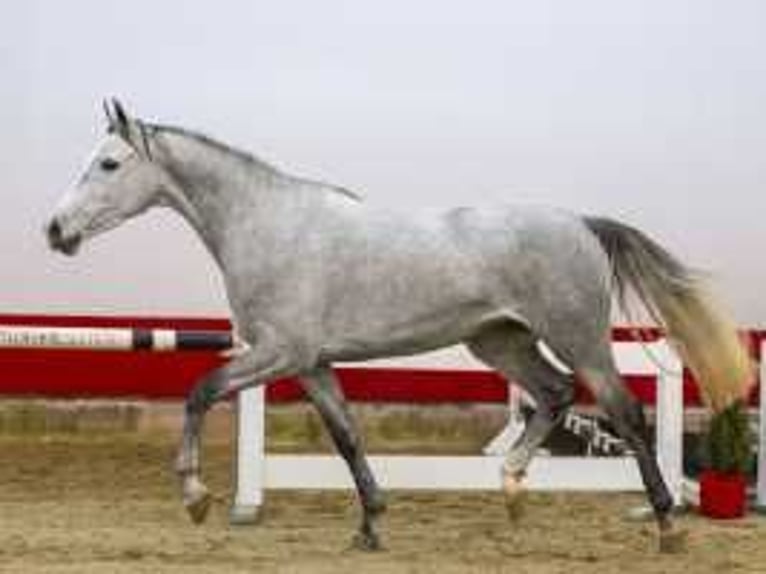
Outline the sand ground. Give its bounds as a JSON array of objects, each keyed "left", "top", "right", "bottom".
[{"left": 1, "top": 434, "right": 765, "bottom": 574}]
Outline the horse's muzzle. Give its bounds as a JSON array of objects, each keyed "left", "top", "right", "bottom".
[{"left": 46, "top": 218, "right": 82, "bottom": 256}]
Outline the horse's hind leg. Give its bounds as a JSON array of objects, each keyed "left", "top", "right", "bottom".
[
  {"left": 300, "top": 367, "right": 386, "bottom": 551},
  {"left": 575, "top": 346, "right": 686, "bottom": 553},
  {"left": 465, "top": 323, "right": 575, "bottom": 519}
]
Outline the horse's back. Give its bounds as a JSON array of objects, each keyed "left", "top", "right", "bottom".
[
  {"left": 443, "top": 204, "right": 607, "bottom": 282},
  {"left": 319, "top": 199, "right": 611, "bottom": 311}
]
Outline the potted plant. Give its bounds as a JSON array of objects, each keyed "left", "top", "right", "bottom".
[{"left": 699, "top": 400, "right": 753, "bottom": 519}]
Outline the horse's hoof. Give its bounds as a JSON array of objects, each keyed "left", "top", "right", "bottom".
[
  {"left": 505, "top": 491, "right": 527, "bottom": 522},
  {"left": 351, "top": 531, "right": 384, "bottom": 552},
  {"left": 658, "top": 527, "right": 688, "bottom": 554},
  {"left": 503, "top": 474, "right": 526, "bottom": 522},
  {"left": 185, "top": 489, "right": 213, "bottom": 525}
]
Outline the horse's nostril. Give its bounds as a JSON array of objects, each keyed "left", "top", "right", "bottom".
[
  {"left": 46, "top": 217, "right": 82, "bottom": 255},
  {"left": 47, "top": 219, "right": 62, "bottom": 244}
]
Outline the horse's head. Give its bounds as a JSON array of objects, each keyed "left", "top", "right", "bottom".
[{"left": 46, "top": 99, "right": 172, "bottom": 255}]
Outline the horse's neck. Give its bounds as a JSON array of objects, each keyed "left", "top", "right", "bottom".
[{"left": 155, "top": 130, "right": 286, "bottom": 262}]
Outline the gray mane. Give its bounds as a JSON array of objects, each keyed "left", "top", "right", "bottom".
[
  {"left": 149, "top": 123, "right": 280, "bottom": 173},
  {"left": 149, "top": 122, "right": 362, "bottom": 201}
]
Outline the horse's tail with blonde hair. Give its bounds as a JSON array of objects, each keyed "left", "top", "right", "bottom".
[{"left": 584, "top": 216, "right": 753, "bottom": 412}]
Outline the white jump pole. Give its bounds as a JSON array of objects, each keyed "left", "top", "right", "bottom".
[{"left": 0, "top": 324, "right": 233, "bottom": 352}]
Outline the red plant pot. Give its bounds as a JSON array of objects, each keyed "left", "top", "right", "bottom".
[{"left": 699, "top": 470, "right": 747, "bottom": 519}]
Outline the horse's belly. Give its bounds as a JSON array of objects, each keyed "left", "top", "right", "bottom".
[{"left": 318, "top": 302, "right": 514, "bottom": 363}]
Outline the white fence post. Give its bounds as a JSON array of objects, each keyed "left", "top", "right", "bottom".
[
  {"left": 230, "top": 386, "right": 265, "bottom": 524},
  {"left": 653, "top": 340, "right": 685, "bottom": 506}
]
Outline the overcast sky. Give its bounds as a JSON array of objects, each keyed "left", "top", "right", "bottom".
[{"left": 2, "top": 1, "right": 765, "bottom": 326}]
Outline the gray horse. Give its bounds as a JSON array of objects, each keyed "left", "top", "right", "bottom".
[{"left": 47, "top": 100, "right": 751, "bottom": 553}]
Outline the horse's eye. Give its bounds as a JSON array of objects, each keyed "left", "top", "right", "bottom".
[{"left": 100, "top": 157, "right": 120, "bottom": 172}]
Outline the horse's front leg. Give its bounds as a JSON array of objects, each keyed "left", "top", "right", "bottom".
[
  {"left": 175, "top": 342, "right": 296, "bottom": 524},
  {"left": 300, "top": 368, "right": 386, "bottom": 550}
]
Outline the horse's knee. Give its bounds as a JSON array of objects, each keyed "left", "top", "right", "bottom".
[
  {"left": 601, "top": 387, "right": 650, "bottom": 442},
  {"left": 187, "top": 376, "right": 224, "bottom": 413},
  {"left": 537, "top": 377, "right": 575, "bottom": 420},
  {"left": 625, "top": 397, "right": 651, "bottom": 440},
  {"left": 552, "top": 383, "right": 575, "bottom": 418}
]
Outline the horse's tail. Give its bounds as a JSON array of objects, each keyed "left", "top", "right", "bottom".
[{"left": 583, "top": 216, "right": 753, "bottom": 412}]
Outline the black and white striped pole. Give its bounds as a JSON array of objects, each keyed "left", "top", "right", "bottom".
[{"left": 0, "top": 325, "right": 234, "bottom": 352}]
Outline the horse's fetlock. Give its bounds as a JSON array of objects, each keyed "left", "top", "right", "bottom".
[
  {"left": 175, "top": 462, "right": 197, "bottom": 478},
  {"left": 367, "top": 491, "right": 387, "bottom": 516}
]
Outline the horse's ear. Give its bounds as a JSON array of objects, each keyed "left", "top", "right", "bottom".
[
  {"left": 105, "top": 98, "right": 153, "bottom": 160},
  {"left": 102, "top": 99, "right": 115, "bottom": 131},
  {"left": 111, "top": 98, "right": 131, "bottom": 140}
]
